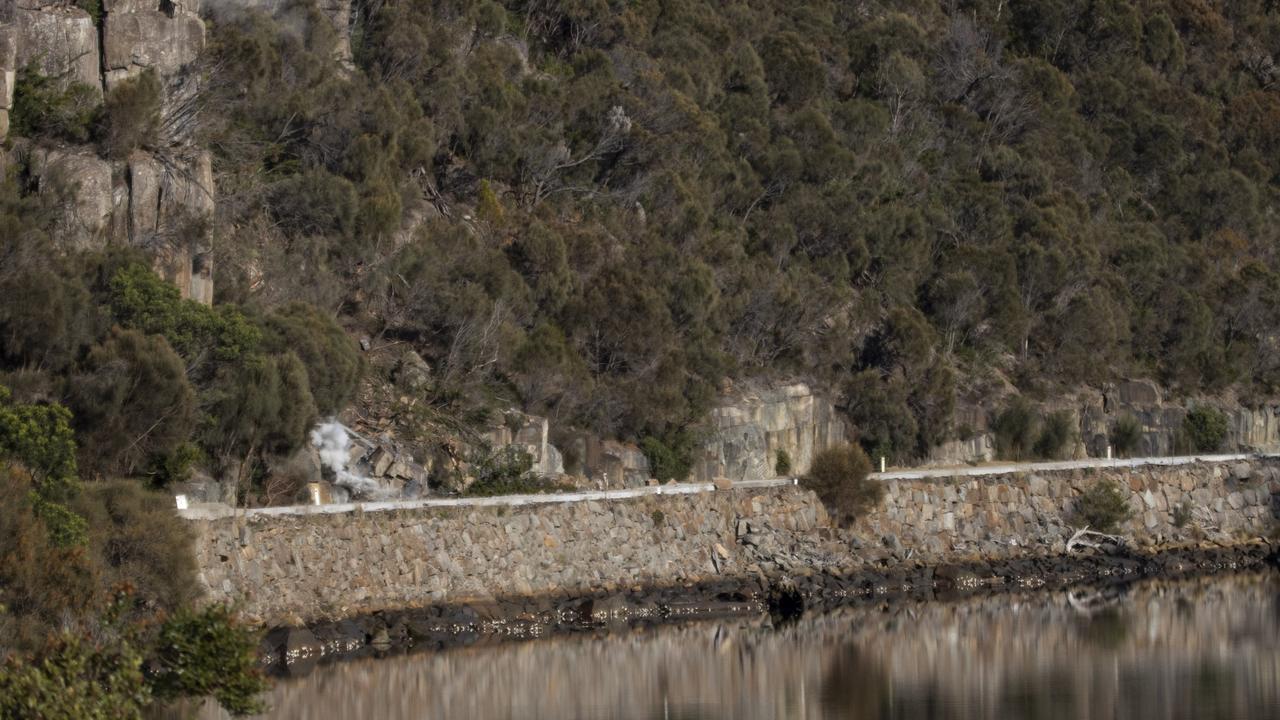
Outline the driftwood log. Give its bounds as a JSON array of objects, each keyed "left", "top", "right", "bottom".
[{"left": 1065, "top": 526, "right": 1127, "bottom": 553}]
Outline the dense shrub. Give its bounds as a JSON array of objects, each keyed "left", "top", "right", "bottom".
[
  {"left": 774, "top": 449, "right": 792, "bottom": 477},
  {"left": 1074, "top": 479, "right": 1135, "bottom": 533},
  {"left": 0, "top": 387, "right": 79, "bottom": 497},
  {"left": 9, "top": 62, "right": 97, "bottom": 142},
  {"left": 1109, "top": 415, "right": 1143, "bottom": 457},
  {"left": 1181, "top": 406, "right": 1229, "bottom": 453},
  {"left": 262, "top": 303, "right": 362, "bottom": 415},
  {"left": 0, "top": 633, "right": 149, "bottom": 720},
  {"left": 640, "top": 431, "right": 696, "bottom": 483},
  {"left": 95, "top": 69, "right": 162, "bottom": 159},
  {"left": 68, "top": 329, "right": 198, "bottom": 478},
  {"left": 993, "top": 398, "right": 1038, "bottom": 461},
  {"left": 1033, "top": 410, "right": 1076, "bottom": 460},
  {"left": 72, "top": 480, "right": 199, "bottom": 617},
  {"left": 802, "top": 444, "right": 883, "bottom": 526},
  {"left": 148, "top": 605, "right": 268, "bottom": 716}
]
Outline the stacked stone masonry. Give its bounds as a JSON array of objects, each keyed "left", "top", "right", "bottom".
[
  {"left": 192, "top": 487, "right": 827, "bottom": 625},
  {"left": 190, "top": 458, "right": 1280, "bottom": 626}
]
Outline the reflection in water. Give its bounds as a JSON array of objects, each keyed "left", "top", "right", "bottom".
[{"left": 175, "top": 573, "right": 1280, "bottom": 720}]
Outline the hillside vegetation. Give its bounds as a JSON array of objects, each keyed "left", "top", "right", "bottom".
[{"left": 3, "top": 0, "right": 1280, "bottom": 482}]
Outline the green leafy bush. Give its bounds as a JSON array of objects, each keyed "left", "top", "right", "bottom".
[
  {"left": 9, "top": 62, "right": 98, "bottom": 142},
  {"left": 1181, "top": 406, "right": 1229, "bottom": 453},
  {"left": 0, "top": 633, "right": 150, "bottom": 720},
  {"left": 262, "top": 303, "right": 363, "bottom": 416},
  {"left": 29, "top": 492, "right": 88, "bottom": 549},
  {"left": 774, "top": 449, "right": 792, "bottom": 477},
  {"left": 0, "top": 387, "right": 79, "bottom": 498},
  {"left": 1073, "top": 479, "right": 1135, "bottom": 533},
  {"left": 641, "top": 432, "right": 695, "bottom": 483},
  {"left": 148, "top": 605, "right": 268, "bottom": 717},
  {"left": 1109, "top": 415, "right": 1143, "bottom": 457},
  {"left": 802, "top": 444, "right": 883, "bottom": 526}
]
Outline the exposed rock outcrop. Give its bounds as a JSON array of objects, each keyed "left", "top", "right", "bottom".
[
  {"left": 0, "top": 25, "right": 16, "bottom": 138},
  {"left": 28, "top": 146, "right": 114, "bottom": 248},
  {"left": 482, "top": 410, "right": 564, "bottom": 479},
  {"left": 691, "top": 382, "right": 848, "bottom": 482},
  {"left": 4, "top": 0, "right": 214, "bottom": 301},
  {"left": 102, "top": 3, "right": 206, "bottom": 90},
  {"left": 562, "top": 433, "right": 650, "bottom": 488},
  {"left": 13, "top": 3, "right": 101, "bottom": 95}
]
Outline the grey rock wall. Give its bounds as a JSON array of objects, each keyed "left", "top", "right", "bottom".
[{"left": 691, "top": 382, "right": 848, "bottom": 482}]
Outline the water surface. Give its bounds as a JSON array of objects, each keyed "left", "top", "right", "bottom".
[{"left": 186, "top": 572, "right": 1280, "bottom": 719}]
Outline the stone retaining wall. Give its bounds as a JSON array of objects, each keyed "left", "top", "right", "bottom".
[
  {"left": 190, "top": 487, "right": 826, "bottom": 625},
  {"left": 190, "top": 459, "right": 1280, "bottom": 625},
  {"left": 861, "top": 458, "right": 1280, "bottom": 556}
]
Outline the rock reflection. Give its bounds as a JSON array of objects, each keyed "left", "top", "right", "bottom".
[{"left": 173, "top": 573, "right": 1280, "bottom": 720}]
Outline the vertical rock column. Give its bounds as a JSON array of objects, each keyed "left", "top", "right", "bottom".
[{"left": 0, "top": 24, "right": 15, "bottom": 140}]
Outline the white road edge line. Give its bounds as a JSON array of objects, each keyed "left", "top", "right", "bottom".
[{"left": 178, "top": 452, "right": 1278, "bottom": 521}]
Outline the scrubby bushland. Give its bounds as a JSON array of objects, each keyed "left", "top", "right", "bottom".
[
  {"left": 1073, "top": 479, "right": 1135, "bottom": 533},
  {"left": 0, "top": 220, "right": 360, "bottom": 490},
  {"left": 72, "top": 480, "right": 200, "bottom": 617},
  {"left": 0, "top": 393, "right": 266, "bottom": 716},
  {"left": 802, "top": 444, "right": 883, "bottom": 526},
  {"left": 0, "top": 603, "right": 267, "bottom": 719},
  {"left": 7, "top": 0, "right": 1280, "bottom": 475},
  {"left": 1180, "top": 406, "right": 1229, "bottom": 453},
  {"left": 178, "top": 0, "right": 1280, "bottom": 465}
]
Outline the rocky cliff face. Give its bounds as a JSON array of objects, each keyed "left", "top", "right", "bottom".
[
  {"left": 1, "top": 0, "right": 214, "bottom": 301},
  {"left": 926, "top": 379, "right": 1280, "bottom": 467},
  {"left": 691, "top": 382, "right": 849, "bottom": 482}
]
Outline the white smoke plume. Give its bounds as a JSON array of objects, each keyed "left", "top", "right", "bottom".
[{"left": 310, "top": 421, "right": 386, "bottom": 499}]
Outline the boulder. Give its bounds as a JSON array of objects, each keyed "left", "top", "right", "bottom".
[
  {"left": 713, "top": 477, "right": 733, "bottom": 491},
  {"left": 394, "top": 349, "right": 432, "bottom": 391},
  {"left": 369, "top": 447, "right": 393, "bottom": 477}
]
